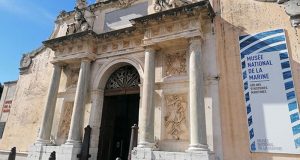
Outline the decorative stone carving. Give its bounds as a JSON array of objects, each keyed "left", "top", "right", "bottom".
[
  {"left": 66, "top": 68, "right": 80, "bottom": 89},
  {"left": 165, "top": 51, "right": 186, "bottom": 76},
  {"left": 154, "top": 0, "right": 191, "bottom": 12},
  {"left": 164, "top": 95, "right": 188, "bottom": 140},
  {"left": 143, "top": 18, "right": 202, "bottom": 46},
  {"left": 123, "top": 40, "right": 130, "bottom": 48},
  {"left": 254, "top": 0, "right": 300, "bottom": 27},
  {"left": 76, "top": 0, "right": 88, "bottom": 9},
  {"left": 285, "top": 0, "right": 300, "bottom": 26},
  {"left": 19, "top": 46, "right": 46, "bottom": 74},
  {"left": 105, "top": 66, "right": 140, "bottom": 89},
  {"left": 57, "top": 103, "right": 73, "bottom": 142},
  {"left": 118, "top": 0, "right": 137, "bottom": 7},
  {"left": 97, "top": 37, "right": 143, "bottom": 54},
  {"left": 95, "top": 0, "right": 138, "bottom": 8},
  {"left": 20, "top": 54, "right": 32, "bottom": 69},
  {"left": 66, "top": 7, "right": 92, "bottom": 35}
]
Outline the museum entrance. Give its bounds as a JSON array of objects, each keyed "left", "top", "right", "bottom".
[{"left": 97, "top": 65, "right": 140, "bottom": 160}]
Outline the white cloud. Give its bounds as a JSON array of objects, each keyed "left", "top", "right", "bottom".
[{"left": 0, "top": 0, "right": 55, "bottom": 25}]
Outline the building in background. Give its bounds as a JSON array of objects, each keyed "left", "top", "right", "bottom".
[
  {"left": 0, "top": 81, "right": 17, "bottom": 139},
  {"left": 0, "top": 0, "right": 299, "bottom": 160},
  {"left": 0, "top": 83, "right": 3, "bottom": 99}
]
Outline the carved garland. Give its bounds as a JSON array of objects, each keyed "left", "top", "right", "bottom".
[
  {"left": 165, "top": 52, "right": 187, "bottom": 76},
  {"left": 105, "top": 66, "right": 140, "bottom": 90}
]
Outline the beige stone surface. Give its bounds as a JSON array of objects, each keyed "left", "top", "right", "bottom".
[
  {"left": 214, "top": 0, "right": 300, "bottom": 159},
  {"left": 0, "top": 82, "right": 17, "bottom": 122},
  {"left": 0, "top": 49, "right": 54, "bottom": 152}
]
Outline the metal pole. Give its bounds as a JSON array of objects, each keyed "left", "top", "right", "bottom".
[
  {"left": 49, "top": 151, "right": 56, "bottom": 160},
  {"left": 128, "top": 124, "right": 138, "bottom": 160},
  {"left": 8, "top": 147, "right": 16, "bottom": 160}
]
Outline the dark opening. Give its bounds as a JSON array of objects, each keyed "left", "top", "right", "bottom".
[
  {"left": 97, "top": 94, "right": 140, "bottom": 160},
  {"left": 97, "top": 65, "right": 140, "bottom": 160}
]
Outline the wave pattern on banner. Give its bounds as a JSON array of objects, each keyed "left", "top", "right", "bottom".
[{"left": 239, "top": 29, "right": 300, "bottom": 150}]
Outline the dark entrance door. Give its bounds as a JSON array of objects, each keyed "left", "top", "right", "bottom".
[{"left": 97, "top": 94, "right": 139, "bottom": 160}]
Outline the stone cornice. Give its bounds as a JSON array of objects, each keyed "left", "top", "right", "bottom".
[
  {"left": 43, "top": 30, "right": 96, "bottom": 46},
  {"left": 3, "top": 80, "right": 18, "bottom": 85},
  {"left": 43, "top": 27, "right": 138, "bottom": 47}
]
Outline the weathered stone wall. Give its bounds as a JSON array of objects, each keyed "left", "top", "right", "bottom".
[
  {"left": 214, "top": 0, "right": 300, "bottom": 159},
  {"left": 0, "top": 49, "right": 54, "bottom": 152},
  {"left": 0, "top": 81, "right": 17, "bottom": 123}
]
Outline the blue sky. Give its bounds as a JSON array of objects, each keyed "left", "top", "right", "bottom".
[{"left": 0, "top": 0, "right": 94, "bottom": 84}]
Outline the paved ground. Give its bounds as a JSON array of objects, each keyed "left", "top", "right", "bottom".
[{"left": 0, "top": 151, "right": 27, "bottom": 160}]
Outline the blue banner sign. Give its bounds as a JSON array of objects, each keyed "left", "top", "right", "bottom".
[{"left": 239, "top": 29, "right": 300, "bottom": 154}]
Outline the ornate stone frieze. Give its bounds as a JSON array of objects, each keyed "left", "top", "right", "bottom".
[
  {"left": 105, "top": 66, "right": 140, "bottom": 89},
  {"left": 165, "top": 51, "right": 187, "bottom": 76},
  {"left": 164, "top": 94, "right": 188, "bottom": 140},
  {"left": 154, "top": 0, "right": 191, "bottom": 12},
  {"left": 97, "top": 37, "right": 143, "bottom": 55},
  {"left": 143, "top": 18, "right": 202, "bottom": 46},
  {"left": 254, "top": 0, "right": 300, "bottom": 27}
]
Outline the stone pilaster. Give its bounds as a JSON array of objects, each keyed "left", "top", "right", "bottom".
[
  {"left": 88, "top": 89, "right": 104, "bottom": 159},
  {"left": 137, "top": 47, "right": 155, "bottom": 148},
  {"left": 36, "top": 64, "right": 62, "bottom": 144},
  {"left": 187, "top": 38, "right": 209, "bottom": 152},
  {"left": 66, "top": 59, "right": 90, "bottom": 145}
]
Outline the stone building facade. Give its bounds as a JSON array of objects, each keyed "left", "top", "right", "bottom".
[
  {"left": 0, "top": 81, "right": 17, "bottom": 139},
  {"left": 0, "top": 0, "right": 300, "bottom": 160}
]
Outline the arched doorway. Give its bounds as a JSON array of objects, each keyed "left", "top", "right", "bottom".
[{"left": 97, "top": 65, "right": 140, "bottom": 160}]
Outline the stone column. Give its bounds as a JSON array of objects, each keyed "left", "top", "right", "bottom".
[
  {"left": 66, "top": 59, "right": 90, "bottom": 145},
  {"left": 36, "top": 64, "right": 62, "bottom": 144},
  {"left": 188, "top": 38, "right": 208, "bottom": 151},
  {"left": 137, "top": 48, "right": 155, "bottom": 148}
]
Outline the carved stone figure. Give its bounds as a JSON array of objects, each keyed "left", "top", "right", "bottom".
[
  {"left": 165, "top": 95, "right": 188, "bottom": 140},
  {"left": 76, "top": 0, "right": 87, "bottom": 9},
  {"left": 255, "top": 0, "right": 300, "bottom": 27},
  {"left": 66, "top": 7, "right": 92, "bottom": 35},
  {"left": 154, "top": 0, "right": 191, "bottom": 12}
]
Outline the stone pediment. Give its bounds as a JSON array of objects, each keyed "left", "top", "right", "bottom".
[{"left": 43, "top": 1, "right": 215, "bottom": 64}]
